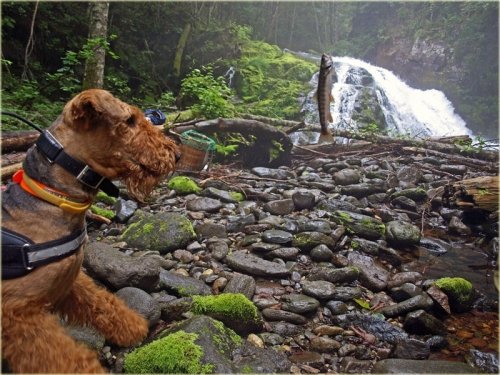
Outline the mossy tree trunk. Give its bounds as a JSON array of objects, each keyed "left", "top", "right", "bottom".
[{"left": 173, "top": 22, "right": 192, "bottom": 80}]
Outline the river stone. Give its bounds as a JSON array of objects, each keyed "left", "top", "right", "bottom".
[
  {"left": 466, "top": 349, "right": 499, "bottom": 374},
  {"left": 307, "top": 266, "right": 360, "bottom": 284},
  {"left": 114, "top": 198, "right": 138, "bottom": 223},
  {"left": 326, "top": 301, "right": 348, "bottom": 315},
  {"left": 227, "top": 214, "right": 256, "bottom": 232},
  {"left": 387, "top": 272, "right": 423, "bottom": 289},
  {"left": 330, "top": 286, "right": 362, "bottom": 301},
  {"left": 292, "top": 231, "right": 336, "bottom": 251},
  {"left": 259, "top": 332, "right": 285, "bottom": 346},
  {"left": 397, "top": 165, "right": 422, "bottom": 188},
  {"left": 372, "top": 359, "right": 480, "bottom": 374},
  {"left": 390, "top": 187, "right": 428, "bottom": 202},
  {"left": 403, "top": 309, "right": 447, "bottom": 335},
  {"left": 64, "top": 324, "right": 105, "bottom": 351},
  {"left": 186, "top": 197, "right": 223, "bottom": 212},
  {"left": 262, "top": 229, "right": 293, "bottom": 244},
  {"left": 292, "top": 191, "right": 316, "bottom": 210},
  {"left": 249, "top": 242, "right": 280, "bottom": 253},
  {"left": 224, "top": 273, "right": 256, "bottom": 300},
  {"left": 316, "top": 198, "right": 362, "bottom": 215},
  {"left": 332, "top": 210, "right": 385, "bottom": 240},
  {"left": 202, "top": 186, "right": 239, "bottom": 203},
  {"left": 262, "top": 308, "right": 307, "bottom": 325},
  {"left": 310, "top": 244, "right": 334, "bottom": 262},
  {"left": 448, "top": 216, "right": 472, "bottom": 235},
  {"left": 232, "top": 340, "right": 292, "bottom": 374},
  {"left": 378, "top": 294, "right": 434, "bottom": 317},
  {"left": 332, "top": 313, "right": 408, "bottom": 344},
  {"left": 226, "top": 251, "right": 290, "bottom": 277},
  {"left": 390, "top": 283, "right": 423, "bottom": 302},
  {"left": 156, "top": 296, "right": 192, "bottom": 321},
  {"left": 393, "top": 338, "right": 430, "bottom": 359},
  {"left": 83, "top": 241, "right": 162, "bottom": 292},
  {"left": 340, "top": 181, "right": 387, "bottom": 198},
  {"left": 391, "top": 196, "right": 418, "bottom": 211},
  {"left": 195, "top": 222, "right": 227, "bottom": 239},
  {"left": 333, "top": 168, "right": 361, "bottom": 186},
  {"left": 297, "top": 219, "right": 332, "bottom": 234},
  {"left": 268, "top": 321, "right": 305, "bottom": 337},
  {"left": 159, "top": 269, "right": 212, "bottom": 296},
  {"left": 301, "top": 280, "right": 337, "bottom": 300},
  {"left": 251, "top": 167, "right": 294, "bottom": 180},
  {"left": 347, "top": 252, "right": 389, "bottom": 291},
  {"left": 309, "top": 336, "right": 341, "bottom": 353},
  {"left": 121, "top": 212, "right": 196, "bottom": 254},
  {"left": 385, "top": 221, "right": 421, "bottom": 247},
  {"left": 157, "top": 315, "right": 239, "bottom": 374},
  {"left": 263, "top": 199, "right": 295, "bottom": 215},
  {"left": 266, "top": 247, "right": 300, "bottom": 260},
  {"left": 207, "top": 240, "right": 229, "bottom": 260},
  {"left": 115, "top": 287, "right": 160, "bottom": 327},
  {"left": 281, "top": 294, "right": 320, "bottom": 314}
]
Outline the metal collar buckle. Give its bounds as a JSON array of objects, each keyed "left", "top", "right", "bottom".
[
  {"left": 76, "top": 166, "right": 105, "bottom": 190},
  {"left": 21, "top": 244, "right": 34, "bottom": 271}
]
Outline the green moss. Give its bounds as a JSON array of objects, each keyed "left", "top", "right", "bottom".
[
  {"left": 90, "top": 205, "right": 115, "bottom": 220},
  {"left": 124, "top": 331, "right": 214, "bottom": 374},
  {"left": 208, "top": 319, "right": 242, "bottom": 354},
  {"left": 434, "top": 277, "right": 473, "bottom": 303},
  {"left": 167, "top": 176, "right": 201, "bottom": 195},
  {"left": 229, "top": 191, "right": 245, "bottom": 202},
  {"left": 351, "top": 240, "right": 359, "bottom": 249},
  {"left": 95, "top": 191, "right": 117, "bottom": 205},
  {"left": 335, "top": 211, "right": 354, "bottom": 224},
  {"left": 165, "top": 109, "right": 195, "bottom": 125},
  {"left": 191, "top": 293, "right": 259, "bottom": 323},
  {"left": 241, "top": 364, "right": 254, "bottom": 374},
  {"left": 360, "top": 218, "right": 385, "bottom": 235}
]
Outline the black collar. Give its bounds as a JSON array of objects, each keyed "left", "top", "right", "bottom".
[{"left": 35, "top": 130, "right": 119, "bottom": 197}]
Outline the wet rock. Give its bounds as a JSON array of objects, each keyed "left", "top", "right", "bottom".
[
  {"left": 252, "top": 167, "right": 295, "bottom": 180},
  {"left": 292, "top": 191, "right": 316, "bottom": 210},
  {"left": 266, "top": 247, "right": 300, "bottom": 260},
  {"left": 207, "top": 240, "right": 229, "bottom": 261},
  {"left": 262, "top": 229, "right": 293, "bottom": 244},
  {"left": 308, "top": 266, "right": 360, "bottom": 284},
  {"left": 333, "top": 169, "right": 361, "bottom": 186},
  {"left": 114, "top": 198, "right": 138, "bottom": 223},
  {"left": 403, "top": 309, "right": 447, "bottom": 335},
  {"left": 195, "top": 222, "right": 227, "bottom": 239},
  {"left": 317, "top": 199, "right": 362, "bottom": 215},
  {"left": 259, "top": 332, "right": 285, "bottom": 346},
  {"left": 340, "top": 181, "right": 387, "bottom": 198},
  {"left": 426, "top": 335, "right": 448, "bottom": 350},
  {"left": 297, "top": 219, "right": 332, "bottom": 234},
  {"left": 385, "top": 221, "right": 421, "bottom": 247},
  {"left": 332, "top": 313, "right": 408, "bottom": 344},
  {"left": 202, "top": 187, "right": 240, "bottom": 203},
  {"left": 466, "top": 349, "right": 499, "bottom": 374},
  {"left": 332, "top": 211, "right": 385, "bottom": 240},
  {"left": 338, "top": 343, "right": 357, "bottom": 357},
  {"left": 224, "top": 273, "right": 256, "bottom": 300},
  {"left": 310, "top": 244, "right": 334, "bottom": 262},
  {"left": 391, "top": 196, "right": 418, "bottom": 211},
  {"left": 156, "top": 296, "right": 192, "bottom": 321},
  {"left": 372, "top": 359, "right": 480, "bottom": 373},
  {"left": 396, "top": 165, "right": 422, "bottom": 188},
  {"left": 84, "top": 242, "right": 162, "bottom": 292},
  {"left": 425, "top": 285, "right": 451, "bottom": 314},
  {"left": 390, "top": 283, "right": 423, "bottom": 302},
  {"left": 419, "top": 237, "right": 449, "bottom": 255},
  {"left": 281, "top": 294, "right": 320, "bottom": 314},
  {"left": 387, "top": 272, "right": 423, "bottom": 289},
  {"left": 262, "top": 308, "right": 307, "bottom": 325},
  {"left": 263, "top": 199, "right": 295, "bottom": 215},
  {"left": 292, "top": 232, "right": 336, "bottom": 251},
  {"left": 227, "top": 214, "right": 256, "bottom": 232},
  {"left": 378, "top": 294, "right": 434, "bottom": 317},
  {"left": 121, "top": 212, "right": 196, "bottom": 254},
  {"left": 448, "top": 216, "right": 472, "bottom": 235},
  {"left": 250, "top": 242, "right": 281, "bottom": 253},
  {"left": 226, "top": 251, "right": 290, "bottom": 277},
  {"left": 159, "top": 269, "right": 212, "bottom": 296},
  {"left": 289, "top": 351, "right": 324, "bottom": 368},
  {"left": 64, "top": 324, "right": 105, "bottom": 351},
  {"left": 338, "top": 356, "right": 373, "bottom": 373},
  {"left": 390, "top": 187, "right": 428, "bottom": 202},
  {"left": 301, "top": 280, "right": 337, "bottom": 300},
  {"left": 326, "top": 301, "right": 348, "bottom": 315},
  {"left": 310, "top": 336, "right": 341, "bottom": 353},
  {"left": 351, "top": 237, "right": 379, "bottom": 255},
  {"left": 115, "top": 287, "right": 160, "bottom": 327},
  {"left": 268, "top": 321, "right": 305, "bottom": 337},
  {"left": 393, "top": 338, "right": 430, "bottom": 359},
  {"left": 232, "top": 340, "right": 292, "bottom": 373},
  {"left": 313, "top": 325, "right": 344, "bottom": 336},
  {"left": 347, "top": 252, "right": 389, "bottom": 291},
  {"left": 186, "top": 197, "right": 223, "bottom": 212},
  {"left": 440, "top": 164, "right": 467, "bottom": 175},
  {"left": 329, "top": 286, "right": 362, "bottom": 301}
]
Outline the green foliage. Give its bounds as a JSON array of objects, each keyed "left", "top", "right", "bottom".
[
  {"left": 124, "top": 330, "right": 214, "bottom": 374},
  {"left": 213, "top": 132, "right": 256, "bottom": 157},
  {"left": 353, "top": 298, "right": 371, "bottom": 310},
  {"left": 180, "top": 66, "right": 235, "bottom": 119},
  {"left": 269, "top": 140, "right": 284, "bottom": 162}
]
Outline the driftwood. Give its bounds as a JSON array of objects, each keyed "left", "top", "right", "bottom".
[
  {"left": 441, "top": 176, "right": 499, "bottom": 212},
  {"left": 1, "top": 162, "right": 23, "bottom": 182},
  {"left": 2, "top": 152, "right": 26, "bottom": 167},
  {"left": 1, "top": 130, "right": 40, "bottom": 153},
  {"left": 241, "top": 113, "right": 304, "bottom": 129}
]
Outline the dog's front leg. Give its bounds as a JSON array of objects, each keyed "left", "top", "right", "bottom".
[
  {"left": 2, "top": 306, "right": 105, "bottom": 373},
  {"left": 57, "top": 271, "right": 149, "bottom": 347}
]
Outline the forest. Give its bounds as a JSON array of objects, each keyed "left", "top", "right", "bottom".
[{"left": 1, "top": 1, "right": 498, "bottom": 139}]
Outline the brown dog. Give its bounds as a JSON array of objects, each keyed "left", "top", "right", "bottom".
[{"left": 1, "top": 89, "right": 179, "bottom": 373}]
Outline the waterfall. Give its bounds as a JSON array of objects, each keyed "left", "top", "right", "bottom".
[{"left": 297, "top": 54, "right": 474, "bottom": 143}]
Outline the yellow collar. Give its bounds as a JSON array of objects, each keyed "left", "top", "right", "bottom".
[{"left": 13, "top": 170, "right": 92, "bottom": 214}]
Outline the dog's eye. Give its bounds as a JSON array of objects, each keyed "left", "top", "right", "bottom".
[{"left": 126, "top": 115, "right": 136, "bottom": 126}]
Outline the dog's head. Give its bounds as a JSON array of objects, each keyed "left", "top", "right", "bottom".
[{"left": 59, "top": 89, "right": 179, "bottom": 202}]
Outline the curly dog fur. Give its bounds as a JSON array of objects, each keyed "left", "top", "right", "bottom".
[{"left": 2, "top": 89, "right": 179, "bottom": 373}]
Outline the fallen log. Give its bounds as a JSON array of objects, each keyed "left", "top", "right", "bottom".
[
  {"left": 2, "top": 130, "right": 40, "bottom": 153},
  {"left": 441, "top": 175, "right": 499, "bottom": 212},
  {"left": 2, "top": 152, "right": 26, "bottom": 167},
  {"left": 1, "top": 162, "right": 22, "bottom": 182}
]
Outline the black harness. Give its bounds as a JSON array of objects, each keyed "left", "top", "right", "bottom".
[
  {"left": 1, "top": 113, "right": 118, "bottom": 279},
  {"left": 2, "top": 227, "right": 87, "bottom": 279}
]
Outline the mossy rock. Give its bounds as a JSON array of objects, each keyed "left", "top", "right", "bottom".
[
  {"left": 332, "top": 210, "right": 385, "bottom": 240},
  {"left": 167, "top": 176, "right": 201, "bottom": 195},
  {"left": 95, "top": 191, "right": 117, "bottom": 205},
  {"left": 434, "top": 277, "right": 474, "bottom": 313},
  {"left": 190, "top": 293, "right": 263, "bottom": 335},
  {"left": 121, "top": 212, "right": 196, "bottom": 254},
  {"left": 124, "top": 330, "right": 214, "bottom": 374},
  {"left": 292, "top": 231, "right": 336, "bottom": 252},
  {"left": 90, "top": 205, "right": 115, "bottom": 220}
]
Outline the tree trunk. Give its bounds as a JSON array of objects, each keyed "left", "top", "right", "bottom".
[
  {"left": 173, "top": 23, "right": 192, "bottom": 79},
  {"left": 82, "top": 1, "right": 109, "bottom": 90}
]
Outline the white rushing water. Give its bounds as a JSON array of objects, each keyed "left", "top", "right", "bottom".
[{"left": 299, "top": 54, "right": 474, "bottom": 141}]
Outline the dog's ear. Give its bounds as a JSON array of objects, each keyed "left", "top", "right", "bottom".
[{"left": 63, "top": 89, "right": 111, "bottom": 131}]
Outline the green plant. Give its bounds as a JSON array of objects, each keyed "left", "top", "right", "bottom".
[{"left": 180, "top": 66, "right": 235, "bottom": 119}]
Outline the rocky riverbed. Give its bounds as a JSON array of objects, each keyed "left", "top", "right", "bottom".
[{"left": 77, "top": 150, "right": 498, "bottom": 374}]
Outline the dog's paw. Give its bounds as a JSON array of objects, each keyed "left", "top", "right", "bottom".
[{"left": 108, "top": 313, "right": 149, "bottom": 347}]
